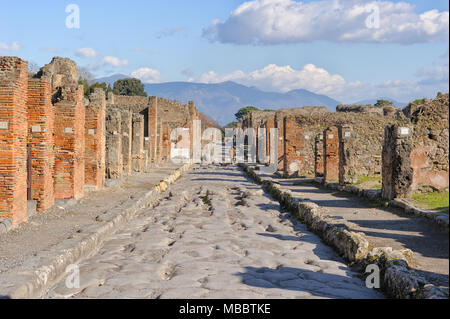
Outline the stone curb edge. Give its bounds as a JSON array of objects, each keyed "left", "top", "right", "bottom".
[
  {"left": 240, "top": 164, "right": 448, "bottom": 299},
  {"left": 4, "top": 163, "right": 192, "bottom": 299},
  {"left": 313, "top": 177, "right": 449, "bottom": 231}
]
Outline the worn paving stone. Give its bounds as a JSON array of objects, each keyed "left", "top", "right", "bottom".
[{"left": 44, "top": 165, "right": 383, "bottom": 299}]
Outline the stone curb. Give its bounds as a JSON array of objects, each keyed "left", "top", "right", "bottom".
[
  {"left": 2, "top": 163, "right": 192, "bottom": 299},
  {"left": 240, "top": 164, "right": 448, "bottom": 299},
  {"left": 390, "top": 198, "right": 449, "bottom": 230},
  {"left": 313, "top": 178, "right": 448, "bottom": 231}
]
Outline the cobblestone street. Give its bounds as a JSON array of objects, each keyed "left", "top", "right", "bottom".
[{"left": 45, "top": 165, "right": 382, "bottom": 299}]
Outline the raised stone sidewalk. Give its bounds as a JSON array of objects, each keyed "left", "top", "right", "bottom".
[{"left": 241, "top": 164, "right": 449, "bottom": 299}]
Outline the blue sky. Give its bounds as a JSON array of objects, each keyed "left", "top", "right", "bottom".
[{"left": 0, "top": 0, "right": 448, "bottom": 103}]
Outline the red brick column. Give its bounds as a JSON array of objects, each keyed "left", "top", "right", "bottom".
[
  {"left": 283, "top": 116, "right": 305, "bottom": 178},
  {"left": 27, "top": 78, "right": 55, "bottom": 212},
  {"left": 148, "top": 97, "right": 158, "bottom": 163},
  {"left": 53, "top": 86, "right": 85, "bottom": 200},
  {"left": 85, "top": 88, "right": 106, "bottom": 190},
  {"left": 0, "top": 57, "right": 28, "bottom": 225},
  {"left": 323, "top": 127, "right": 339, "bottom": 182}
]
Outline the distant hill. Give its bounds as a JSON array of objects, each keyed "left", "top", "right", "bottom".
[
  {"left": 90, "top": 74, "right": 129, "bottom": 86},
  {"left": 351, "top": 97, "right": 408, "bottom": 109},
  {"left": 143, "top": 81, "right": 341, "bottom": 125},
  {"left": 93, "top": 76, "right": 342, "bottom": 125}
]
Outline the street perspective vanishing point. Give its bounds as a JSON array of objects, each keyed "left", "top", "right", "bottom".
[{"left": 0, "top": 0, "right": 449, "bottom": 307}]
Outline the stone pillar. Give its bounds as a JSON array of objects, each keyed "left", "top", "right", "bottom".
[
  {"left": 323, "top": 126, "right": 339, "bottom": 182},
  {"left": 382, "top": 125, "right": 413, "bottom": 200},
  {"left": 27, "top": 78, "right": 55, "bottom": 212},
  {"left": 121, "top": 110, "right": 132, "bottom": 176},
  {"left": 161, "top": 124, "right": 171, "bottom": 162},
  {"left": 0, "top": 57, "right": 29, "bottom": 225},
  {"left": 283, "top": 116, "right": 305, "bottom": 178},
  {"left": 266, "top": 117, "right": 275, "bottom": 159},
  {"left": 148, "top": 97, "right": 158, "bottom": 163},
  {"left": 85, "top": 88, "right": 106, "bottom": 190},
  {"left": 105, "top": 109, "right": 123, "bottom": 179},
  {"left": 275, "top": 114, "right": 285, "bottom": 172},
  {"left": 132, "top": 114, "right": 144, "bottom": 172},
  {"left": 314, "top": 133, "right": 324, "bottom": 177},
  {"left": 338, "top": 125, "right": 357, "bottom": 185},
  {"left": 143, "top": 137, "right": 150, "bottom": 168}
]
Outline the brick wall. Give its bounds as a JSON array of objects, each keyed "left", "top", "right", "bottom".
[
  {"left": 85, "top": 88, "right": 106, "bottom": 190},
  {"left": 0, "top": 57, "right": 28, "bottom": 225},
  {"left": 27, "top": 78, "right": 55, "bottom": 212}
]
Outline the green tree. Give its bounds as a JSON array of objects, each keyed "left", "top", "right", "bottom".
[
  {"left": 374, "top": 99, "right": 393, "bottom": 107},
  {"left": 234, "top": 106, "right": 260, "bottom": 121},
  {"left": 113, "top": 78, "right": 147, "bottom": 97},
  {"left": 224, "top": 122, "right": 238, "bottom": 129}
]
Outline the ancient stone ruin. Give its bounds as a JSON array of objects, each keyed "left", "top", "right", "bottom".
[{"left": 0, "top": 56, "right": 199, "bottom": 226}]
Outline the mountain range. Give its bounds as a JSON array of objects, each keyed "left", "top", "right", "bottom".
[{"left": 94, "top": 74, "right": 405, "bottom": 125}]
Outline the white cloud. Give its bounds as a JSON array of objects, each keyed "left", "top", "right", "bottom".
[
  {"left": 75, "top": 47, "right": 98, "bottom": 58},
  {"left": 131, "top": 67, "right": 162, "bottom": 83},
  {"left": 191, "top": 63, "right": 361, "bottom": 97},
  {"left": 204, "top": 0, "right": 449, "bottom": 44},
  {"left": 0, "top": 41, "right": 22, "bottom": 52},
  {"left": 101, "top": 56, "right": 129, "bottom": 68},
  {"left": 158, "top": 26, "right": 187, "bottom": 39}
]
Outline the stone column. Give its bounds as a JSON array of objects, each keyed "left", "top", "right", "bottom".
[
  {"left": 314, "top": 133, "right": 324, "bottom": 177},
  {"left": 132, "top": 114, "right": 144, "bottom": 172},
  {"left": 382, "top": 125, "right": 413, "bottom": 200},
  {"left": 338, "top": 125, "right": 357, "bottom": 185},
  {"left": 275, "top": 114, "right": 285, "bottom": 172},
  {"left": 323, "top": 126, "right": 339, "bottom": 182},
  {"left": 105, "top": 109, "right": 123, "bottom": 179},
  {"left": 121, "top": 110, "right": 132, "bottom": 176}
]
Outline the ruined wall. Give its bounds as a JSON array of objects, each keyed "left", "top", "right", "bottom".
[
  {"left": 338, "top": 125, "right": 357, "bottom": 185},
  {"left": 314, "top": 133, "right": 324, "bottom": 177},
  {"left": 27, "top": 78, "right": 55, "bottom": 212},
  {"left": 0, "top": 57, "right": 28, "bottom": 225},
  {"left": 105, "top": 109, "right": 122, "bottom": 179},
  {"left": 85, "top": 88, "right": 106, "bottom": 190},
  {"left": 406, "top": 94, "right": 449, "bottom": 193},
  {"left": 38, "top": 57, "right": 85, "bottom": 200}
]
